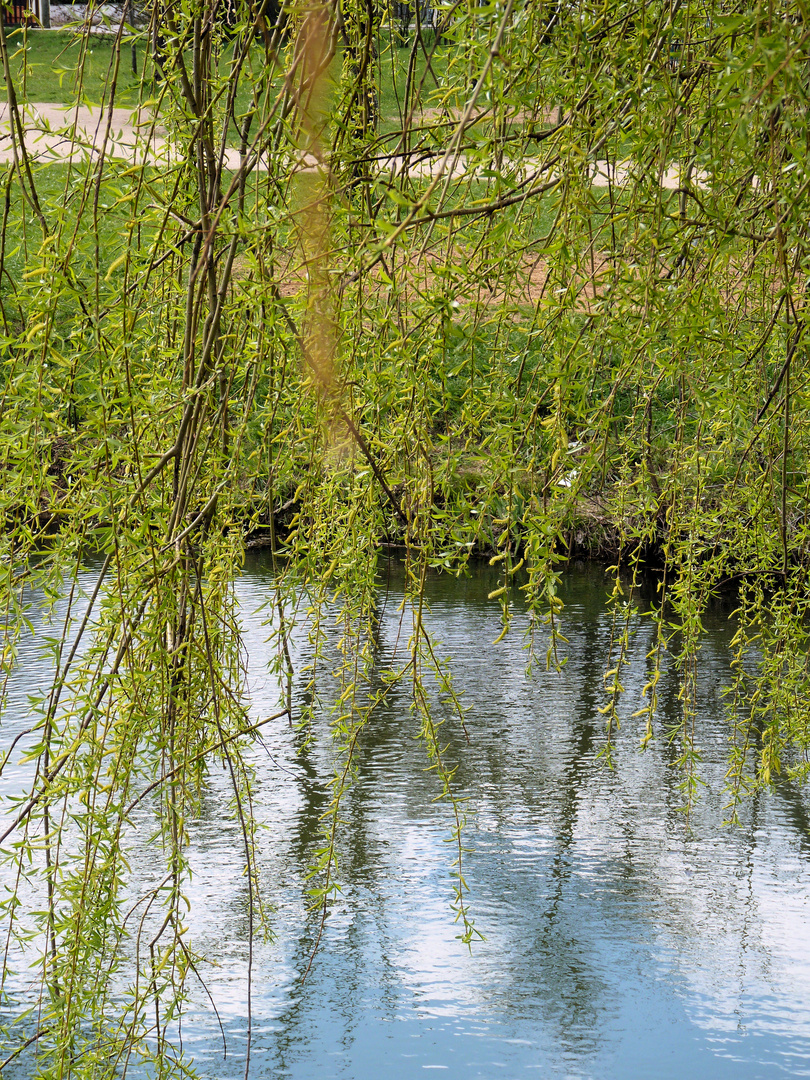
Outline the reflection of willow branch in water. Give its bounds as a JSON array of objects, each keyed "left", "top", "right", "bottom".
[
  {"left": 268, "top": 758, "right": 352, "bottom": 1077},
  {"left": 289, "top": 722, "right": 330, "bottom": 869},
  {"left": 266, "top": 597, "right": 412, "bottom": 1067},
  {"left": 272, "top": 705, "right": 401, "bottom": 1072},
  {"left": 527, "top": 611, "right": 607, "bottom": 1045},
  {"left": 772, "top": 778, "right": 810, "bottom": 858},
  {"left": 737, "top": 787, "right": 764, "bottom": 989}
]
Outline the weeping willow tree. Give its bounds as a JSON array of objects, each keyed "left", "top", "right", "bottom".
[{"left": 1, "top": 0, "right": 810, "bottom": 1072}]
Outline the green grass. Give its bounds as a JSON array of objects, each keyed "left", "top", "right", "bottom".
[
  {"left": 6, "top": 28, "right": 149, "bottom": 106},
  {"left": 377, "top": 34, "right": 449, "bottom": 135},
  {"left": 7, "top": 26, "right": 452, "bottom": 125},
  {"left": 0, "top": 162, "right": 152, "bottom": 331}
]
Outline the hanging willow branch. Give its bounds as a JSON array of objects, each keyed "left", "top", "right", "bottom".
[{"left": 2, "top": 0, "right": 810, "bottom": 1073}]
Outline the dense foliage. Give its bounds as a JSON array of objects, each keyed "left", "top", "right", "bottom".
[{"left": 2, "top": 0, "right": 810, "bottom": 1073}]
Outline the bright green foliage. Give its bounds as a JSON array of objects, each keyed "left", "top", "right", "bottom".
[{"left": 2, "top": 0, "right": 810, "bottom": 1073}]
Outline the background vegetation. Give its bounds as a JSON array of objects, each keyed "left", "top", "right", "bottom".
[{"left": 3, "top": 0, "right": 810, "bottom": 1074}]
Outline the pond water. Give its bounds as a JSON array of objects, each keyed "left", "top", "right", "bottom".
[{"left": 3, "top": 557, "right": 810, "bottom": 1078}]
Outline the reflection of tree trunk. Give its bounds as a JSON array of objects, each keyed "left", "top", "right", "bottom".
[
  {"left": 539, "top": 616, "right": 601, "bottom": 930},
  {"left": 290, "top": 727, "right": 331, "bottom": 865},
  {"left": 773, "top": 777, "right": 810, "bottom": 858}
]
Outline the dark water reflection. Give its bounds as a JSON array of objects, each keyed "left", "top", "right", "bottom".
[{"left": 3, "top": 557, "right": 810, "bottom": 1078}]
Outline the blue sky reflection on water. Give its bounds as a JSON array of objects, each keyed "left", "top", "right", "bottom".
[{"left": 2, "top": 556, "right": 810, "bottom": 1078}]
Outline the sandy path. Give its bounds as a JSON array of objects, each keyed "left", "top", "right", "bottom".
[
  {"left": 0, "top": 102, "right": 705, "bottom": 190},
  {"left": 0, "top": 101, "right": 246, "bottom": 167},
  {"left": 0, "top": 101, "right": 168, "bottom": 163}
]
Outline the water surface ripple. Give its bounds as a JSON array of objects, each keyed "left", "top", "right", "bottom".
[{"left": 2, "top": 558, "right": 810, "bottom": 1079}]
